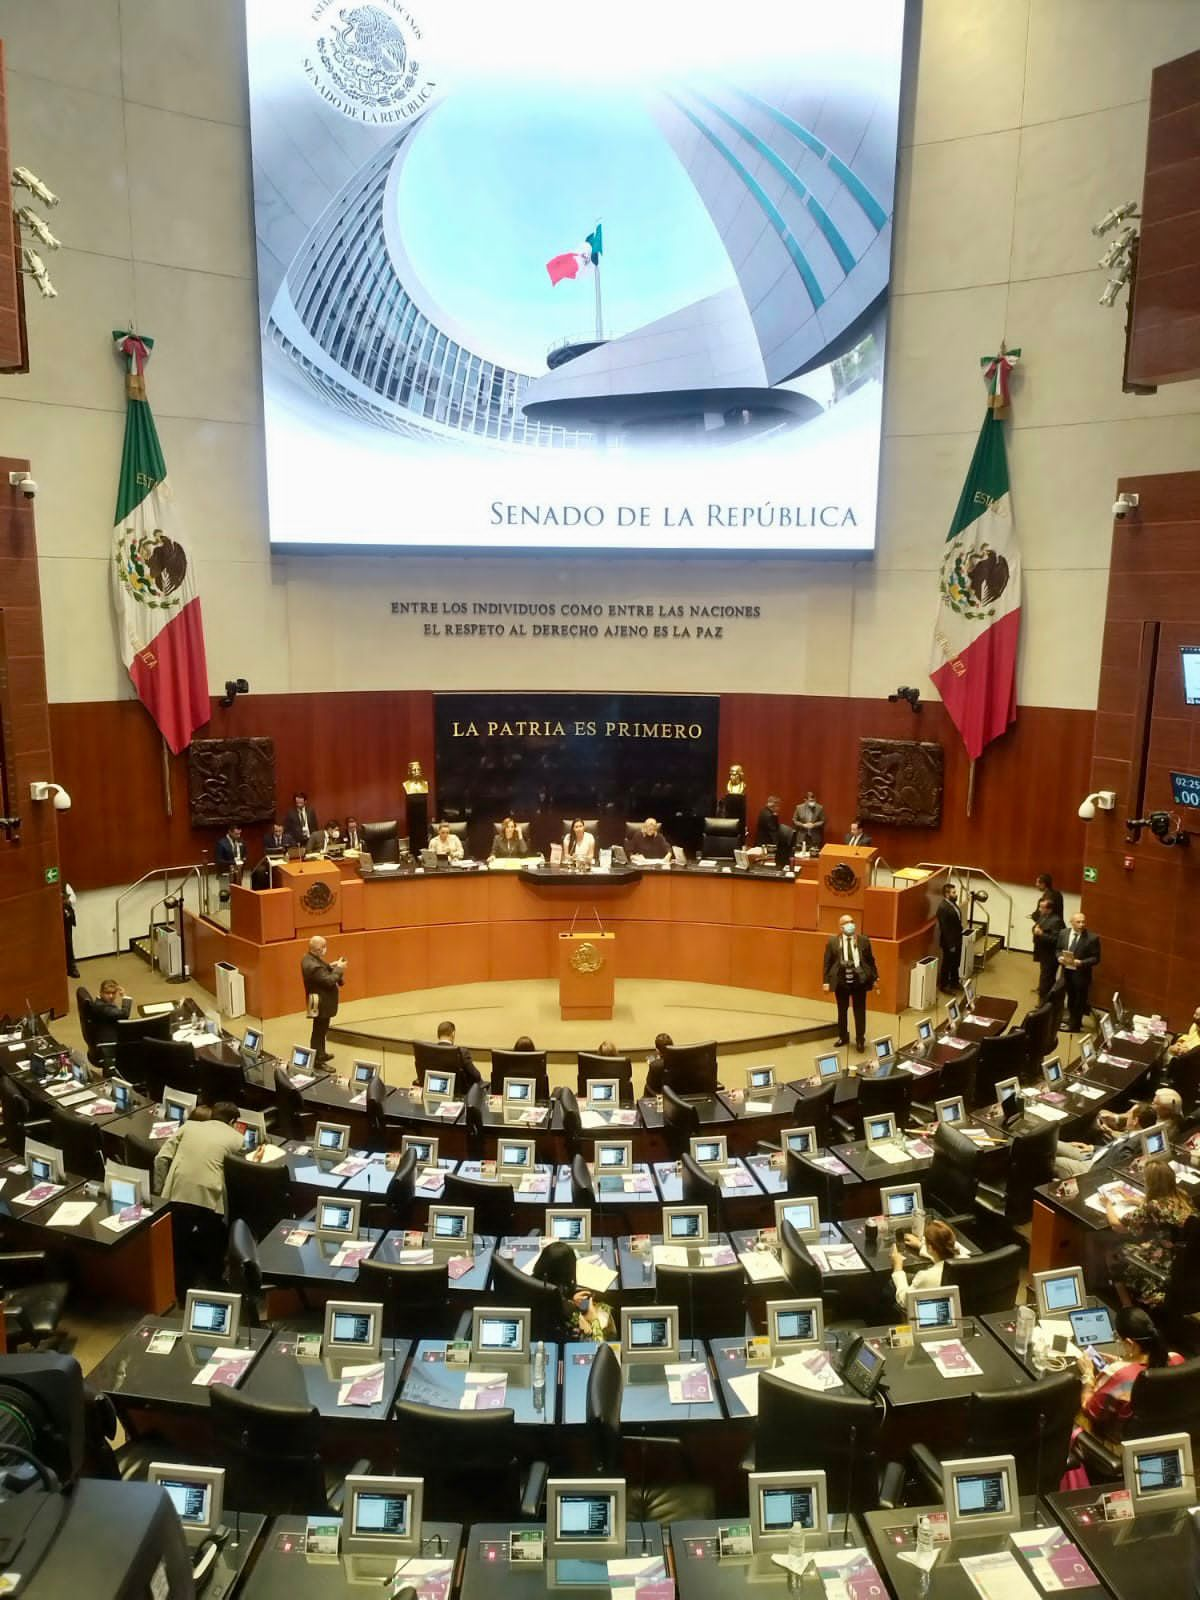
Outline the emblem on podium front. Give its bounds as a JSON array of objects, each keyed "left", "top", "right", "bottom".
[
  {"left": 570, "top": 941, "right": 604, "bottom": 974},
  {"left": 825, "top": 863, "right": 859, "bottom": 895},
  {"left": 302, "top": 880, "right": 336, "bottom": 914}
]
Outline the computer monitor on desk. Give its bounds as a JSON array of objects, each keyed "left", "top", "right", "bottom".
[
  {"left": 104, "top": 1160, "right": 150, "bottom": 1211},
  {"left": 471, "top": 1307, "right": 531, "bottom": 1366},
  {"left": 324, "top": 1300, "right": 382, "bottom": 1360},
  {"left": 749, "top": 1470, "right": 828, "bottom": 1551},
  {"left": 781, "top": 1126, "right": 818, "bottom": 1157},
  {"left": 690, "top": 1135, "right": 728, "bottom": 1168},
  {"left": 427, "top": 1205, "right": 473, "bottom": 1247},
  {"left": 935, "top": 1096, "right": 966, "bottom": 1127},
  {"left": 237, "top": 1108, "right": 267, "bottom": 1152},
  {"left": 881, "top": 1183, "right": 924, "bottom": 1237},
  {"left": 342, "top": 1475, "right": 423, "bottom": 1556},
  {"left": 24, "top": 1138, "right": 65, "bottom": 1186},
  {"left": 546, "top": 1209, "right": 591, "bottom": 1248},
  {"left": 944, "top": 1455, "right": 1021, "bottom": 1538},
  {"left": 621, "top": 1306, "right": 680, "bottom": 1366},
  {"left": 147, "top": 1464, "right": 225, "bottom": 1548},
  {"left": 315, "top": 1195, "right": 361, "bottom": 1241},
  {"left": 662, "top": 1206, "right": 709, "bottom": 1245},
  {"left": 162, "top": 1088, "right": 197, "bottom": 1127},
  {"left": 1033, "top": 1267, "right": 1086, "bottom": 1318},
  {"left": 813, "top": 1052, "right": 842, "bottom": 1082},
  {"left": 183, "top": 1290, "right": 241, "bottom": 1345},
  {"left": 767, "top": 1299, "right": 823, "bottom": 1356},
  {"left": 907, "top": 1286, "right": 962, "bottom": 1339},
  {"left": 774, "top": 1196, "right": 820, "bottom": 1243},
  {"left": 401, "top": 1134, "right": 439, "bottom": 1169},
  {"left": 240, "top": 1026, "right": 263, "bottom": 1060},
  {"left": 314, "top": 1122, "right": 350, "bottom": 1160},
  {"left": 545, "top": 1480, "right": 626, "bottom": 1560},
  {"left": 1123, "top": 1434, "right": 1195, "bottom": 1513},
  {"left": 594, "top": 1140, "right": 632, "bottom": 1175},
  {"left": 745, "top": 1065, "right": 776, "bottom": 1094}
]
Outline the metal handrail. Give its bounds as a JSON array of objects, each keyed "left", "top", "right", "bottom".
[
  {"left": 114, "top": 864, "right": 205, "bottom": 953},
  {"left": 915, "top": 862, "right": 1014, "bottom": 950}
]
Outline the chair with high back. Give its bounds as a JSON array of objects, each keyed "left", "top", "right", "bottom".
[
  {"left": 198, "top": 1056, "right": 243, "bottom": 1106},
  {"left": 224, "top": 1219, "right": 266, "bottom": 1326},
  {"left": 489, "top": 1049, "right": 550, "bottom": 1100},
  {"left": 974, "top": 1030, "right": 1030, "bottom": 1107},
  {"left": 979, "top": 1120, "right": 1056, "bottom": 1227},
  {"left": 577, "top": 1052, "right": 635, "bottom": 1106},
  {"left": 923, "top": 1122, "right": 986, "bottom": 1226},
  {"left": 365, "top": 1073, "right": 389, "bottom": 1152},
  {"left": 680, "top": 1154, "right": 724, "bottom": 1234},
  {"left": 224, "top": 1150, "right": 291, "bottom": 1240},
  {"left": 413, "top": 1040, "right": 477, "bottom": 1094},
  {"left": 489, "top": 1251, "right": 569, "bottom": 1341},
  {"left": 0, "top": 1252, "right": 69, "bottom": 1350},
  {"left": 701, "top": 817, "right": 741, "bottom": 859},
  {"left": 209, "top": 1384, "right": 363, "bottom": 1515},
  {"left": 1074, "top": 1357, "right": 1200, "bottom": 1481},
  {"left": 834, "top": 1070, "right": 915, "bottom": 1142},
  {"left": 655, "top": 1263, "right": 747, "bottom": 1341},
  {"left": 910, "top": 1370, "right": 1082, "bottom": 1499},
  {"left": 777, "top": 1218, "right": 870, "bottom": 1325},
  {"left": 570, "top": 1152, "right": 597, "bottom": 1209},
  {"left": 777, "top": 1218, "right": 824, "bottom": 1300},
  {"left": 45, "top": 1103, "right": 102, "bottom": 1180},
  {"left": 371, "top": 1148, "right": 418, "bottom": 1231},
  {"left": 785, "top": 1150, "right": 843, "bottom": 1221},
  {"left": 138, "top": 1038, "right": 197, "bottom": 1101},
  {"left": 357, "top": 1258, "right": 458, "bottom": 1340},
  {"left": 912, "top": 1043, "right": 979, "bottom": 1121},
  {"left": 273, "top": 1066, "right": 315, "bottom": 1140},
  {"left": 586, "top": 1341, "right": 715, "bottom": 1520},
  {"left": 942, "top": 1244, "right": 1023, "bottom": 1315},
  {"left": 76, "top": 986, "right": 103, "bottom": 1068},
  {"left": 122, "top": 1127, "right": 161, "bottom": 1179},
  {"left": 791, "top": 1080, "right": 839, "bottom": 1148},
  {"left": 360, "top": 819, "right": 399, "bottom": 864},
  {"left": 555, "top": 1087, "right": 583, "bottom": 1160},
  {"left": 660, "top": 1086, "right": 701, "bottom": 1159},
  {"left": 660, "top": 1042, "right": 719, "bottom": 1097},
  {"left": 0, "top": 1076, "right": 47, "bottom": 1157},
  {"left": 1019, "top": 1001, "right": 1057, "bottom": 1076},
  {"left": 391, "top": 1401, "right": 546, "bottom": 1523},
  {"left": 463, "top": 1081, "right": 487, "bottom": 1162},
  {"left": 441, "top": 1171, "right": 516, "bottom": 1238},
  {"left": 749, "top": 1377, "right": 899, "bottom": 1512}
]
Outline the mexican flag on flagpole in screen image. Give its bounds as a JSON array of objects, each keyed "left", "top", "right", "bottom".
[
  {"left": 110, "top": 331, "right": 209, "bottom": 754},
  {"left": 545, "top": 223, "right": 603, "bottom": 286},
  {"left": 929, "top": 410, "right": 1021, "bottom": 760}
]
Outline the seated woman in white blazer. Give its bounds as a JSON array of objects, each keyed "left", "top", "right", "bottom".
[{"left": 563, "top": 818, "right": 596, "bottom": 863}]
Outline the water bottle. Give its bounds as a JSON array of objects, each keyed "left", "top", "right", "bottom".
[
  {"left": 787, "top": 1522, "right": 807, "bottom": 1589},
  {"left": 532, "top": 1339, "right": 546, "bottom": 1408},
  {"left": 1015, "top": 1304, "right": 1035, "bottom": 1356},
  {"left": 916, "top": 1515, "right": 934, "bottom": 1556}
]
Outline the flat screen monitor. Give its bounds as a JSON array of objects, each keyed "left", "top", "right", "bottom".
[
  {"left": 782, "top": 1127, "right": 817, "bottom": 1157},
  {"left": 945, "top": 1000, "right": 961, "bottom": 1027},
  {"left": 745, "top": 1066, "right": 775, "bottom": 1093},
  {"left": 962, "top": 980, "right": 977, "bottom": 1010},
  {"left": 241, "top": 1027, "right": 263, "bottom": 1058},
  {"left": 767, "top": 1299, "right": 823, "bottom": 1356},
  {"left": 813, "top": 1053, "right": 842, "bottom": 1080},
  {"left": 184, "top": 1290, "right": 240, "bottom": 1344},
  {"left": 504, "top": 1077, "right": 536, "bottom": 1103},
  {"left": 663, "top": 1206, "right": 708, "bottom": 1243},
  {"left": 423, "top": 1070, "right": 453, "bottom": 1099},
  {"left": 497, "top": 1138, "right": 535, "bottom": 1173},
  {"left": 162, "top": 1089, "right": 196, "bottom": 1126},
  {"left": 1042, "top": 1057, "right": 1064, "bottom": 1088},
  {"left": 104, "top": 1160, "right": 150, "bottom": 1211},
  {"left": 594, "top": 1141, "right": 632, "bottom": 1174},
  {"left": 690, "top": 1136, "right": 727, "bottom": 1167},
  {"left": 881, "top": 1184, "right": 923, "bottom": 1224},
  {"left": 24, "top": 1139, "right": 65, "bottom": 1186},
  {"left": 351, "top": 1061, "right": 377, "bottom": 1086},
  {"left": 1068, "top": 1306, "right": 1115, "bottom": 1348},
  {"left": 1141, "top": 1124, "right": 1171, "bottom": 1160},
  {"left": 545, "top": 1480, "right": 626, "bottom": 1561},
  {"left": 342, "top": 1476, "right": 422, "bottom": 1556},
  {"left": 749, "top": 1470, "right": 827, "bottom": 1552},
  {"left": 865, "top": 1113, "right": 898, "bottom": 1147},
  {"left": 401, "top": 1135, "right": 438, "bottom": 1167},
  {"left": 111, "top": 1078, "right": 134, "bottom": 1112},
  {"left": 586, "top": 1079, "right": 619, "bottom": 1107},
  {"left": 871, "top": 1037, "right": 894, "bottom": 1065},
  {"left": 915, "top": 1019, "right": 935, "bottom": 1045},
  {"left": 471, "top": 1308, "right": 530, "bottom": 1363},
  {"left": 238, "top": 1108, "right": 267, "bottom": 1152},
  {"left": 1123, "top": 1433, "right": 1194, "bottom": 1512},
  {"left": 324, "top": 1300, "right": 382, "bottom": 1359},
  {"left": 1033, "top": 1267, "right": 1086, "bottom": 1317},
  {"left": 546, "top": 1209, "right": 591, "bottom": 1247},
  {"left": 428, "top": 1206, "right": 473, "bottom": 1243},
  {"left": 907, "top": 1286, "right": 962, "bottom": 1333},
  {"left": 1079, "top": 1036, "right": 1097, "bottom": 1067},
  {"left": 1183, "top": 646, "right": 1200, "bottom": 706},
  {"left": 774, "top": 1197, "right": 820, "bottom": 1243},
  {"left": 935, "top": 1096, "right": 965, "bottom": 1126},
  {"left": 315, "top": 1122, "right": 350, "bottom": 1158},
  {"left": 290, "top": 1045, "right": 315, "bottom": 1073},
  {"left": 148, "top": 1464, "right": 225, "bottom": 1548},
  {"left": 316, "top": 1197, "right": 361, "bottom": 1239},
  {"left": 621, "top": 1306, "right": 679, "bottom": 1365},
  {"left": 944, "top": 1455, "right": 1021, "bottom": 1538}
]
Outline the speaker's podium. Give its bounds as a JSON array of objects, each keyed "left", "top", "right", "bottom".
[
  {"left": 557, "top": 931, "right": 616, "bottom": 1021},
  {"left": 815, "top": 843, "right": 878, "bottom": 933}
]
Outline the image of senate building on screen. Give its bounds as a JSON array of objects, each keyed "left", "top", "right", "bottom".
[{"left": 245, "top": 1, "right": 905, "bottom": 552}]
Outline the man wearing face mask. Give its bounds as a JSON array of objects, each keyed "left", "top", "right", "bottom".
[{"left": 822, "top": 912, "right": 878, "bottom": 1053}]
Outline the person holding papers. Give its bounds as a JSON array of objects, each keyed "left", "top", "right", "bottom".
[
  {"left": 301, "top": 934, "right": 346, "bottom": 1064},
  {"left": 889, "top": 1219, "right": 959, "bottom": 1308},
  {"left": 631, "top": 817, "right": 670, "bottom": 862},
  {"left": 429, "top": 821, "right": 464, "bottom": 860},
  {"left": 533, "top": 1240, "right": 613, "bottom": 1340},
  {"left": 822, "top": 914, "right": 878, "bottom": 1052},
  {"left": 154, "top": 1103, "right": 243, "bottom": 1291},
  {"left": 792, "top": 791, "right": 825, "bottom": 853},
  {"left": 1077, "top": 1307, "right": 1183, "bottom": 1442},
  {"left": 1056, "top": 912, "right": 1101, "bottom": 1032},
  {"left": 1104, "top": 1159, "right": 1193, "bottom": 1310}
]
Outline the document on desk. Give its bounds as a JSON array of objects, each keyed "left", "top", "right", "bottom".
[
  {"left": 1025, "top": 1100, "right": 1068, "bottom": 1122},
  {"left": 330, "top": 1240, "right": 375, "bottom": 1269},
  {"left": 75, "top": 1098, "right": 117, "bottom": 1118},
  {"left": 13, "top": 1181, "right": 63, "bottom": 1206},
  {"left": 622, "top": 1171, "right": 654, "bottom": 1193},
  {"left": 697, "top": 1243, "right": 737, "bottom": 1267},
  {"left": 1085, "top": 1180, "right": 1142, "bottom": 1219},
  {"left": 959, "top": 1550, "right": 1041, "bottom": 1600},
  {"left": 193, "top": 1347, "right": 256, "bottom": 1389},
  {"left": 809, "top": 1153, "right": 852, "bottom": 1176},
  {"left": 809, "top": 1243, "right": 863, "bottom": 1274},
  {"left": 397, "top": 1246, "right": 436, "bottom": 1265},
  {"left": 1071, "top": 1082, "right": 1105, "bottom": 1100},
  {"left": 665, "top": 1362, "right": 713, "bottom": 1404},
  {"left": 330, "top": 1156, "right": 368, "bottom": 1178},
  {"left": 337, "top": 1361, "right": 386, "bottom": 1407},
  {"left": 811, "top": 1547, "right": 888, "bottom": 1600},
  {"left": 435, "top": 1100, "right": 464, "bottom": 1119},
  {"left": 518, "top": 1172, "right": 551, "bottom": 1195},
  {"left": 774, "top": 1349, "right": 842, "bottom": 1392},
  {"left": 45, "top": 1199, "right": 97, "bottom": 1228},
  {"left": 925, "top": 1338, "right": 983, "bottom": 1379},
  {"left": 867, "top": 1141, "right": 913, "bottom": 1166},
  {"left": 942, "top": 1036, "right": 972, "bottom": 1050},
  {"left": 575, "top": 1254, "right": 618, "bottom": 1292},
  {"left": 727, "top": 1372, "right": 760, "bottom": 1414},
  {"left": 721, "top": 1164, "right": 754, "bottom": 1188},
  {"left": 288, "top": 1072, "right": 315, "bottom": 1089},
  {"left": 651, "top": 1244, "right": 689, "bottom": 1267},
  {"left": 99, "top": 1203, "right": 149, "bottom": 1233},
  {"left": 608, "top": 1556, "right": 670, "bottom": 1600},
  {"left": 1009, "top": 1528, "right": 1098, "bottom": 1590},
  {"left": 150, "top": 1121, "right": 176, "bottom": 1140},
  {"left": 738, "top": 1248, "right": 786, "bottom": 1282},
  {"left": 460, "top": 1369, "right": 508, "bottom": 1410},
  {"left": 392, "top": 1558, "right": 454, "bottom": 1600},
  {"left": 447, "top": 1254, "right": 474, "bottom": 1281},
  {"left": 416, "top": 1169, "right": 444, "bottom": 1192}
]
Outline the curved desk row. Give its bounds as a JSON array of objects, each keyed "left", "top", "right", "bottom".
[{"left": 187, "top": 861, "right": 950, "bottom": 1021}]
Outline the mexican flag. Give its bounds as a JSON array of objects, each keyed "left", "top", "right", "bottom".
[
  {"left": 110, "top": 332, "right": 209, "bottom": 754},
  {"left": 929, "top": 410, "right": 1021, "bottom": 760},
  {"left": 545, "top": 224, "right": 603, "bottom": 286}
]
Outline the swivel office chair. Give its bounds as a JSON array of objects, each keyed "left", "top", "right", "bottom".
[
  {"left": 655, "top": 1263, "right": 747, "bottom": 1342},
  {"left": 786, "top": 1149, "right": 843, "bottom": 1221},
  {"left": 923, "top": 1121, "right": 985, "bottom": 1225},
  {"left": 441, "top": 1171, "right": 516, "bottom": 1238},
  {"left": 791, "top": 1080, "right": 839, "bottom": 1148},
  {"left": 272, "top": 1066, "right": 315, "bottom": 1140},
  {"left": 1018, "top": 1001, "right": 1057, "bottom": 1076},
  {"left": 680, "top": 1154, "right": 724, "bottom": 1234},
  {"left": 489, "top": 1049, "right": 550, "bottom": 1101},
  {"left": 0, "top": 1250, "right": 69, "bottom": 1350},
  {"left": 392, "top": 1401, "right": 546, "bottom": 1523},
  {"left": 576, "top": 1051, "right": 635, "bottom": 1106},
  {"left": 224, "top": 1218, "right": 266, "bottom": 1327},
  {"left": 974, "top": 1030, "right": 1030, "bottom": 1107},
  {"left": 1169, "top": 1045, "right": 1200, "bottom": 1113},
  {"left": 586, "top": 1341, "right": 715, "bottom": 1521},
  {"left": 660, "top": 1087, "right": 701, "bottom": 1159},
  {"left": 223, "top": 1150, "right": 291, "bottom": 1240},
  {"left": 570, "top": 1152, "right": 597, "bottom": 1209},
  {"left": 942, "top": 1244, "right": 1023, "bottom": 1315},
  {"left": 978, "top": 1119, "right": 1057, "bottom": 1227},
  {"left": 700, "top": 816, "right": 741, "bottom": 859},
  {"left": 834, "top": 1069, "right": 914, "bottom": 1143},
  {"left": 751, "top": 1376, "right": 897, "bottom": 1512},
  {"left": 0, "top": 1076, "right": 47, "bottom": 1156},
  {"left": 463, "top": 1082, "right": 487, "bottom": 1162},
  {"left": 489, "top": 1251, "right": 568, "bottom": 1341},
  {"left": 357, "top": 1258, "right": 458, "bottom": 1340},
  {"left": 554, "top": 1087, "right": 583, "bottom": 1160},
  {"left": 364, "top": 1073, "right": 389, "bottom": 1152},
  {"left": 910, "top": 1370, "right": 1082, "bottom": 1498},
  {"left": 912, "top": 1044, "right": 978, "bottom": 1121},
  {"left": 209, "top": 1384, "right": 364, "bottom": 1515}
]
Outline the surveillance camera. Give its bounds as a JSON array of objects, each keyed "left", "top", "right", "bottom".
[
  {"left": 1112, "top": 492, "right": 1139, "bottom": 520},
  {"left": 8, "top": 471, "right": 37, "bottom": 499},
  {"left": 1078, "top": 797, "right": 1097, "bottom": 821},
  {"left": 52, "top": 787, "right": 71, "bottom": 812}
]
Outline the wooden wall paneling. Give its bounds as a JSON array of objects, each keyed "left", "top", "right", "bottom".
[
  {"left": 1126, "top": 49, "right": 1200, "bottom": 388},
  {"left": 0, "top": 46, "right": 27, "bottom": 373},
  {"left": 730, "top": 926, "right": 793, "bottom": 993},
  {"left": 364, "top": 927, "right": 429, "bottom": 997},
  {"left": 488, "top": 919, "right": 551, "bottom": 981}
]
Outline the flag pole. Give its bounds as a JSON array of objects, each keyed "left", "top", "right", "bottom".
[
  {"left": 161, "top": 735, "right": 174, "bottom": 818},
  {"left": 966, "top": 758, "right": 976, "bottom": 819},
  {"left": 593, "top": 257, "right": 603, "bottom": 341}
]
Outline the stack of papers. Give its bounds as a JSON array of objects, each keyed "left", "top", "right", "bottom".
[
  {"left": 337, "top": 1362, "right": 386, "bottom": 1407},
  {"left": 150, "top": 1121, "right": 176, "bottom": 1140},
  {"left": 1025, "top": 1100, "right": 1068, "bottom": 1122},
  {"left": 330, "top": 1156, "right": 368, "bottom": 1178},
  {"left": 13, "top": 1181, "right": 62, "bottom": 1207},
  {"left": 622, "top": 1171, "right": 653, "bottom": 1193},
  {"left": 608, "top": 1556, "right": 671, "bottom": 1600},
  {"left": 697, "top": 1243, "right": 737, "bottom": 1267},
  {"left": 809, "top": 1243, "right": 862, "bottom": 1274},
  {"left": 651, "top": 1244, "right": 689, "bottom": 1268},
  {"left": 435, "top": 1100, "right": 464, "bottom": 1119},
  {"left": 460, "top": 1370, "right": 507, "bottom": 1410},
  {"left": 416, "top": 1169, "right": 444, "bottom": 1192},
  {"left": 1010, "top": 1527, "right": 1099, "bottom": 1590},
  {"left": 809, "top": 1153, "right": 851, "bottom": 1176},
  {"left": 392, "top": 1560, "right": 454, "bottom": 1600},
  {"left": 665, "top": 1362, "right": 713, "bottom": 1404},
  {"left": 738, "top": 1248, "right": 786, "bottom": 1282},
  {"left": 446, "top": 1255, "right": 474, "bottom": 1281},
  {"left": 330, "top": 1240, "right": 374, "bottom": 1269},
  {"left": 1085, "top": 1181, "right": 1142, "bottom": 1219},
  {"left": 960, "top": 1550, "right": 1041, "bottom": 1599},
  {"left": 1072, "top": 1082, "right": 1105, "bottom": 1100},
  {"left": 774, "top": 1348, "right": 842, "bottom": 1392},
  {"left": 812, "top": 1548, "right": 887, "bottom": 1595},
  {"left": 46, "top": 1199, "right": 97, "bottom": 1228},
  {"left": 721, "top": 1164, "right": 754, "bottom": 1188},
  {"left": 925, "top": 1338, "right": 983, "bottom": 1379},
  {"left": 193, "top": 1347, "right": 256, "bottom": 1389},
  {"left": 867, "top": 1142, "right": 913, "bottom": 1166},
  {"left": 99, "top": 1203, "right": 149, "bottom": 1234},
  {"left": 942, "top": 1036, "right": 972, "bottom": 1051},
  {"left": 575, "top": 1255, "right": 618, "bottom": 1292},
  {"left": 398, "top": 1246, "right": 436, "bottom": 1265},
  {"left": 518, "top": 1172, "right": 550, "bottom": 1194},
  {"left": 75, "top": 1098, "right": 117, "bottom": 1118}
]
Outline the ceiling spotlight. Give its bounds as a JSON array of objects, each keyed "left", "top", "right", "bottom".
[
  {"left": 887, "top": 686, "right": 922, "bottom": 713},
  {"left": 1092, "top": 201, "right": 1139, "bottom": 237}
]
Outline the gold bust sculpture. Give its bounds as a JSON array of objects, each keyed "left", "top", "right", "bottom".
[
  {"left": 726, "top": 763, "right": 746, "bottom": 795},
  {"left": 403, "top": 760, "right": 429, "bottom": 795}
]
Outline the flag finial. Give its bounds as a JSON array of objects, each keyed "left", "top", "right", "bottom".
[{"left": 980, "top": 343, "right": 1020, "bottom": 416}]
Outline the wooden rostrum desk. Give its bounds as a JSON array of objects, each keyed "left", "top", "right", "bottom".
[{"left": 187, "top": 855, "right": 949, "bottom": 1021}]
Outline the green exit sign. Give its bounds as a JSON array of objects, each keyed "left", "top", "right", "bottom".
[
  {"left": 44, "top": 866, "right": 59, "bottom": 885},
  {"left": 1083, "top": 866, "right": 1097, "bottom": 884}
]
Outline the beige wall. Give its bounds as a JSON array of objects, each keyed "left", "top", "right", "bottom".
[{"left": 2, "top": 0, "right": 1199, "bottom": 714}]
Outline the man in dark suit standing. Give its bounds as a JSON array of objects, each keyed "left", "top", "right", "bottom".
[
  {"left": 301, "top": 934, "right": 345, "bottom": 1064},
  {"left": 283, "top": 792, "right": 318, "bottom": 845},
  {"left": 1056, "top": 912, "right": 1101, "bottom": 1032},
  {"left": 822, "top": 913, "right": 878, "bottom": 1052},
  {"left": 845, "top": 819, "right": 873, "bottom": 846},
  {"left": 215, "top": 825, "right": 246, "bottom": 902},
  {"left": 754, "top": 795, "right": 782, "bottom": 850},
  {"left": 935, "top": 883, "right": 963, "bottom": 994},
  {"left": 1032, "top": 894, "right": 1066, "bottom": 1000}
]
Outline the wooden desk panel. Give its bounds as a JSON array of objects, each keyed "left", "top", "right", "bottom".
[
  {"left": 731, "top": 926, "right": 793, "bottom": 993},
  {"left": 671, "top": 922, "right": 733, "bottom": 985},
  {"left": 230, "top": 885, "right": 294, "bottom": 944},
  {"left": 669, "top": 873, "right": 733, "bottom": 924},
  {"left": 731, "top": 879, "right": 795, "bottom": 930},
  {"left": 364, "top": 926, "right": 429, "bottom": 995},
  {"left": 428, "top": 920, "right": 489, "bottom": 985},
  {"left": 792, "top": 879, "right": 818, "bottom": 930},
  {"left": 339, "top": 876, "right": 364, "bottom": 931},
  {"left": 490, "top": 919, "right": 553, "bottom": 980}
]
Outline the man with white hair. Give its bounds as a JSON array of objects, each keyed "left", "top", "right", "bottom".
[
  {"left": 631, "top": 817, "right": 669, "bottom": 862},
  {"left": 301, "top": 934, "right": 346, "bottom": 1065}
]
